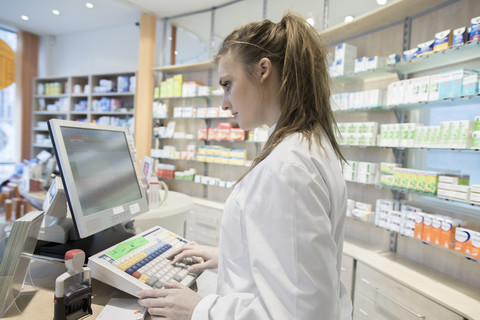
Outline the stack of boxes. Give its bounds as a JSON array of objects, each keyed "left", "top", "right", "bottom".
[
  {"left": 342, "top": 161, "right": 379, "bottom": 185},
  {"left": 470, "top": 184, "right": 480, "bottom": 205},
  {"left": 197, "top": 123, "right": 245, "bottom": 141},
  {"left": 331, "top": 89, "right": 386, "bottom": 111},
  {"left": 471, "top": 116, "right": 480, "bottom": 149},
  {"left": 437, "top": 174, "right": 470, "bottom": 202},
  {"left": 330, "top": 43, "right": 357, "bottom": 77},
  {"left": 196, "top": 146, "right": 247, "bottom": 166},
  {"left": 349, "top": 200, "right": 374, "bottom": 222},
  {"left": 455, "top": 227, "right": 480, "bottom": 259},
  {"left": 392, "top": 168, "right": 438, "bottom": 195},
  {"left": 336, "top": 122, "right": 378, "bottom": 146}
]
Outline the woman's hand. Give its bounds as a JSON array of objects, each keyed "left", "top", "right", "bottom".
[
  {"left": 168, "top": 242, "right": 219, "bottom": 274},
  {"left": 138, "top": 282, "right": 202, "bottom": 320}
]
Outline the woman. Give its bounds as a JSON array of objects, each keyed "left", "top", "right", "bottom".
[{"left": 138, "top": 12, "right": 352, "bottom": 320}]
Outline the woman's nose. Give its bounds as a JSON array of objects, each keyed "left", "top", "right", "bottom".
[{"left": 221, "top": 96, "right": 231, "bottom": 110}]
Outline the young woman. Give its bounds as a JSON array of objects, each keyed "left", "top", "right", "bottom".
[{"left": 138, "top": 12, "right": 352, "bottom": 320}]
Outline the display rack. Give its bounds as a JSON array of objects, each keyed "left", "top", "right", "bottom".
[
  {"left": 151, "top": 62, "right": 265, "bottom": 202},
  {"left": 31, "top": 72, "right": 136, "bottom": 156}
]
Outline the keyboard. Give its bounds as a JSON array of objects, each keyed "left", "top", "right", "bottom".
[{"left": 87, "top": 226, "right": 202, "bottom": 297}]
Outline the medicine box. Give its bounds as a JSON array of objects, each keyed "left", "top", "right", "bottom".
[
  {"left": 470, "top": 16, "right": 480, "bottom": 41},
  {"left": 335, "top": 43, "right": 357, "bottom": 61},
  {"left": 462, "top": 72, "right": 479, "bottom": 96},
  {"left": 454, "top": 227, "right": 472, "bottom": 254},
  {"left": 428, "top": 74, "right": 441, "bottom": 101},
  {"left": 387, "top": 53, "right": 401, "bottom": 65},
  {"left": 438, "top": 69, "right": 478, "bottom": 100},
  {"left": 470, "top": 230, "right": 480, "bottom": 259},
  {"left": 417, "top": 40, "right": 434, "bottom": 56},
  {"left": 354, "top": 57, "right": 367, "bottom": 73},
  {"left": 366, "top": 56, "right": 386, "bottom": 70},
  {"left": 403, "top": 48, "right": 418, "bottom": 62},
  {"left": 433, "top": 29, "right": 452, "bottom": 52},
  {"left": 453, "top": 27, "right": 467, "bottom": 46}
]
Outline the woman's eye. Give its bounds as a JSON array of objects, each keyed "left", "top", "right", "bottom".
[{"left": 223, "top": 82, "right": 231, "bottom": 90}]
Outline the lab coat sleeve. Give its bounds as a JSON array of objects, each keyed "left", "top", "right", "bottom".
[{"left": 192, "top": 162, "right": 342, "bottom": 319}]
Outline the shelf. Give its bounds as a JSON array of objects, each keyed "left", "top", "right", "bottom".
[
  {"left": 319, "top": 0, "right": 454, "bottom": 44},
  {"left": 347, "top": 216, "right": 478, "bottom": 263},
  {"left": 90, "top": 112, "right": 134, "bottom": 116},
  {"left": 389, "top": 40, "right": 480, "bottom": 75},
  {"left": 33, "top": 111, "right": 68, "bottom": 115},
  {"left": 71, "top": 94, "right": 89, "bottom": 97},
  {"left": 32, "top": 127, "right": 49, "bottom": 131},
  {"left": 154, "top": 116, "right": 234, "bottom": 120},
  {"left": 333, "top": 94, "right": 480, "bottom": 113},
  {"left": 32, "top": 144, "right": 53, "bottom": 148},
  {"left": 331, "top": 41, "right": 480, "bottom": 84},
  {"left": 346, "top": 180, "right": 480, "bottom": 211},
  {"left": 340, "top": 145, "right": 480, "bottom": 153},
  {"left": 161, "top": 178, "right": 232, "bottom": 189},
  {"left": 157, "top": 137, "right": 264, "bottom": 144},
  {"left": 91, "top": 92, "right": 134, "bottom": 97},
  {"left": 156, "top": 94, "right": 223, "bottom": 101},
  {"left": 331, "top": 68, "right": 398, "bottom": 83},
  {"left": 34, "top": 94, "right": 68, "bottom": 98},
  {"left": 153, "top": 61, "right": 215, "bottom": 73},
  {"left": 154, "top": 156, "right": 250, "bottom": 168}
]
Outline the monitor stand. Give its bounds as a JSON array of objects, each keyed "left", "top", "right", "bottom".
[{"left": 34, "top": 225, "right": 134, "bottom": 263}]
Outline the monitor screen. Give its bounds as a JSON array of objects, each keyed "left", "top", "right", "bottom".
[{"left": 48, "top": 119, "right": 149, "bottom": 239}]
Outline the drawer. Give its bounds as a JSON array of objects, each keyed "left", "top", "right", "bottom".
[
  {"left": 353, "top": 293, "right": 384, "bottom": 320},
  {"left": 354, "top": 262, "right": 462, "bottom": 320},
  {"left": 341, "top": 254, "right": 355, "bottom": 298}
]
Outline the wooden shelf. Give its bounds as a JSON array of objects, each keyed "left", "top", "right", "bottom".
[
  {"left": 152, "top": 61, "right": 215, "bottom": 73},
  {"left": 319, "top": 0, "right": 450, "bottom": 43}
]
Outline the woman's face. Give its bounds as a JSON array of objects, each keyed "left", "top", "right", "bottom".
[{"left": 217, "top": 53, "right": 265, "bottom": 131}]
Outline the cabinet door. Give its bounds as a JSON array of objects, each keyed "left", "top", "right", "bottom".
[
  {"left": 341, "top": 254, "right": 355, "bottom": 298},
  {"left": 354, "top": 262, "right": 463, "bottom": 320}
]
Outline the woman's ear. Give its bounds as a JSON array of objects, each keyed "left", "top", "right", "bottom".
[{"left": 258, "top": 58, "right": 272, "bottom": 83}]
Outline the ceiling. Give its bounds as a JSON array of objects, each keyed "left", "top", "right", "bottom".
[{"left": 0, "top": 0, "right": 391, "bottom": 39}]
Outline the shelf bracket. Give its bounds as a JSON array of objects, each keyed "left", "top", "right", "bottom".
[{"left": 389, "top": 231, "right": 398, "bottom": 253}]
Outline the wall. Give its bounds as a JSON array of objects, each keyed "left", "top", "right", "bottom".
[{"left": 38, "top": 21, "right": 166, "bottom": 77}]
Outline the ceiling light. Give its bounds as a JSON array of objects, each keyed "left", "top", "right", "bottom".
[
  {"left": 21, "top": 15, "right": 29, "bottom": 21},
  {"left": 86, "top": 2, "right": 94, "bottom": 9},
  {"left": 376, "top": 0, "right": 387, "bottom": 5},
  {"left": 306, "top": 17, "right": 315, "bottom": 27},
  {"left": 174, "top": 50, "right": 178, "bottom": 55},
  {"left": 52, "top": 9, "right": 60, "bottom": 15},
  {"left": 344, "top": 15, "right": 354, "bottom": 23}
]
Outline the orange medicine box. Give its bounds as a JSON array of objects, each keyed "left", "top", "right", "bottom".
[
  {"left": 454, "top": 227, "right": 472, "bottom": 254},
  {"left": 413, "top": 212, "right": 425, "bottom": 240},
  {"left": 422, "top": 213, "right": 434, "bottom": 243},
  {"left": 440, "top": 217, "right": 462, "bottom": 249},
  {"left": 431, "top": 215, "right": 443, "bottom": 246},
  {"left": 470, "top": 230, "right": 480, "bottom": 259}
]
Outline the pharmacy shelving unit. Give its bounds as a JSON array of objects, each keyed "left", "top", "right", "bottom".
[
  {"left": 151, "top": 62, "right": 264, "bottom": 203},
  {"left": 31, "top": 72, "right": 136, "bottom": 156},
  {"left": 323, "top": 0, "right": 480, "bottom": 318}
]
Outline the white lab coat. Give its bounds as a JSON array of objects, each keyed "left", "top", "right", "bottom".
[{"left": 192, "top": 128, "right": 352, "bottom": 320}]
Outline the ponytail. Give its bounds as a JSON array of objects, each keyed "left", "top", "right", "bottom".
[{"left": 215, "top": 12, "right": 345, "bottom": 182}]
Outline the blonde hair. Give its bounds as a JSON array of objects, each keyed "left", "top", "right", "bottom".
[{"left": 215, "top": 12, "right": 345, "bottom": 181}]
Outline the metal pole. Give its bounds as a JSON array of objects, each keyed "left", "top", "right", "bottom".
[
  {"left": 209, "top": 8, "right": 216, "bottom": 60},
  {"left": 263, "top": 0, "right": 267, "bottom": 19},
  {"left": 323, "top": 0, "right": 329, "bottom": 30}
]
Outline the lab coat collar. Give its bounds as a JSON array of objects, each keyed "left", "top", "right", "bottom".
[{"left": 268, "top": 123, "right": 277, "bottom": 138}]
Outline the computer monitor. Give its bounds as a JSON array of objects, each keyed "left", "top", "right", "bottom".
[{"left": 47, "top": 119, "right": 149, "bottom": 239}]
